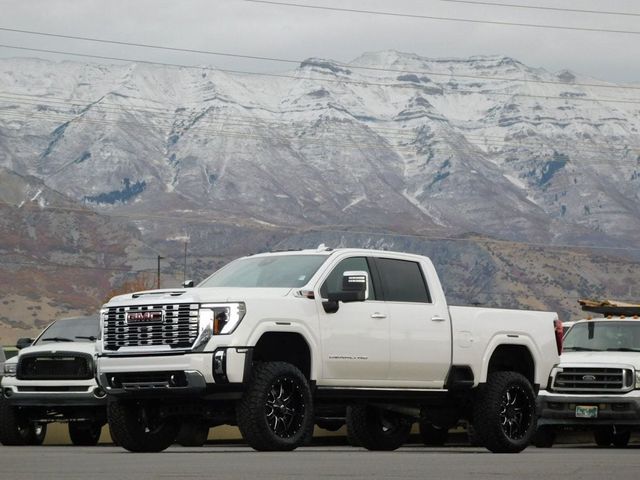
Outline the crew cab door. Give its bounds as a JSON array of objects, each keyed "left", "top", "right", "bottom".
[
  {"left": 374, "top": 257, "right": 451, "bottom": 387},
  {"left": 316, "top": 256, "right": 389, "bottom": 385}
]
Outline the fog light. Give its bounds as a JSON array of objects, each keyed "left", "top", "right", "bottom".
[
  {"left": 3, "top": 388, "right": 12, "bottom": 398},
  {"left": 635, "top": 371, "right": 640, "bottom": 389},
  {"left": 93, "top": 387, "right": 106, "bottom": 399}
]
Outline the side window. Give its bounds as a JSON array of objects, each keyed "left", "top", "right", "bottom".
[
  {"left": 376, "top": 258, "right": 431, "bottom": 303},
  {"left": 320, "top": 257, "right": 376, "bottom": 300}
]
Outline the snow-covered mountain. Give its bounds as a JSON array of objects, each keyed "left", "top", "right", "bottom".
[{"left": 1, "top": 52, "right": 640, "bottom": 249}]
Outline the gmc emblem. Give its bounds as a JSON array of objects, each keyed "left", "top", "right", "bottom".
[{"left": 126, "top": 310, "right": 164, "bottom": 324}]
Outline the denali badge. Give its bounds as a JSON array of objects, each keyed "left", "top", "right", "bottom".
[{"left": 126, "top": 310, "right": 164, "bottom": 324}]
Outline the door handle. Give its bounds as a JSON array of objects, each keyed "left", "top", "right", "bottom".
[
  {"left": 371, "top": 313, "right": 387, "bottom": 319},
  {"left": 431, "top": 316, "right": 446, "bottom": 322}
]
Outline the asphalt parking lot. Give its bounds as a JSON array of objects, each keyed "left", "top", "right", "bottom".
[{"left": 2, "top": 444, "right": 640, "bottom": 480}]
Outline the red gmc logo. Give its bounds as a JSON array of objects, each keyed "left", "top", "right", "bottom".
[{"left": 126, "top": 310, "right": 163, "bottom": 324}]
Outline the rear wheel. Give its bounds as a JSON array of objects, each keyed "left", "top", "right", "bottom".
[
  {"left": 176, "top": 421, "right": 210, "bottom": 447},
  {"left": 419, "top": 420, "right": 448, "bottom": 446},
  {"left": 0, "top": 397, "right": 47, "bottom": 446},
  {"left": 472, "top": 371, "right": 537, "bottom": 453},
  {"left": 107, "top": 400, "right": 180, "bottom": 452},
  {"left": 237, "top": 362, "right": 314, "bottom": 451},
  {"left": 69, "top": 422, "right": 103, "bottom": 446},
  {"left": 346, "top": 405, "right": 412, "bottom": 451}
]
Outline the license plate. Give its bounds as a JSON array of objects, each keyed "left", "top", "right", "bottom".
[{"left": 575, "top": 405, "right": 598, "bottom": 418}]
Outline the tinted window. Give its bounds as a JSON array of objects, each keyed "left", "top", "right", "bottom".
[
  {"left": 320, "top": 257, "right": 376, "bottom": 300},
  {"left": 376, "top": 258, "right": 431, "bottom": 303}
]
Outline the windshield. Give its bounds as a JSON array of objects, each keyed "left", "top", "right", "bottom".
[
  {"left": 563, "top": 321, "right": 640, "bottom": 352},
  {"left": 199, "top": 255, "right": 327, "bottom": 288},
  {"left": 35, "top": 316, "right": 100, "bottom": 345}
]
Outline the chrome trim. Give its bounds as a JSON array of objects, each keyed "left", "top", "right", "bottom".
[{"left": 550, "top": 363, "right": 635, "bottom": 393}]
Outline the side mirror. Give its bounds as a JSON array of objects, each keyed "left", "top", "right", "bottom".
[
  {"left": 16, "top": 337, "right": 34, "bottom": 350},
  {"left": 182, "top": 280, "right": 194, "bottom": 288},
  {"left": 323, "top": 271, "right": 368, "bottom": 313}
]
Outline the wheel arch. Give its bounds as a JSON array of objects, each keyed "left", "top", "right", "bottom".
[
  {"left": 483, "top": 343, "right": 536, "bottom": 386},
  {"left": 251, "top": 331, "right": 313, "bottom": 380}
]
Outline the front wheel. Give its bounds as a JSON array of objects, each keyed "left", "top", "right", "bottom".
[
  {"left": 346, "top": 405, "right": 412, "bottom": 451},
  {"left": 532, "top": 426, "right": 555, "bottom": 448},
  {"left": 419, "top": 420, "right": 448, "bottom": 446},
  {"left": 107, "top": 400, "right": 180, "bottom": 452},
  {"left": 594, "top": 427, "right": 613, "bottom": 447},
  {"left": 236, "top": 362, "right": 314, "bottom": 451},
  {"left": 472, "top": 371, "right": 537, "bottom": 453},
  {"left": 0, "top": 397, "right": 47, "bottom": 446},
  {"left": 176, "top": 421, "right": 210, "bottom": 447},
  {"left": 69, "top": 422, "right": 103, "bottom": 446}
]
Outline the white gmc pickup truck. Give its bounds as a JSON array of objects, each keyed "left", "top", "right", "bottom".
[{"left": 96, "top": 246, "right": 561, "bottom": 453}]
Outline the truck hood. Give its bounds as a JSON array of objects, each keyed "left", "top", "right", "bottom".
[
  {"left": 560, "top": 351, "right": 640, "bottom": 369},
  {"left": 105, "top": 287, "right": 293, "bottom": 307},
  {"left": 15, "top": 342, "right": 97, "bottom": 358}
]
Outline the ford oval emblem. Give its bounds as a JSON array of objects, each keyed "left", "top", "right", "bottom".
[{"left": 582, "top": 375, "right": 596, "bottom": 381}]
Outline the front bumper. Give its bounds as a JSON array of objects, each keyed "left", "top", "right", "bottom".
[
  {"left": 537, "top": 389, "right": 640, "bottom": 426},
  {"left": 1, "top": 377, "right": 107, "bottom": 407},
  {"left": 96, "top": 348, "right": 251, "bottom": 399}
]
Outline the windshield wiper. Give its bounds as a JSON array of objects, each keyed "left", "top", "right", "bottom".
[
  {"left": 40, "top": 337, "right": 74, "bottom": 342},
  {"left": 563, "top": 346, "right": 600, "bottom": 352},
  {"left": 605, "top": 347, "right": 640, "bottom": 352},
  {"left": 75, "top": 335, "right": 97, "bottom": 341}
]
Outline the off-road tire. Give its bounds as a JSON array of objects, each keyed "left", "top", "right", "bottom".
[
  {"left": 532, "top": 426, "right": 555, "bottom": 448},
  {"left": 594, "top": 427, "right": 613, "bottom": 447},
  {"left": 0, "top": 397, "right": 46, "bottom": 446},
  {"left": 612, "top": 429, "right": 631, "bottom": 448},
  {"left": 69, "top": 422, "right": 103, "bottom": 446},
  {"left": 176, "top": 421, "right": 210, "bottom": 447},
  {"left": 107, "top": 399, "right": 179, "bottom": 452},
  {"left": 346, "top": 405, "right": 412, "bottom": 451},
  {"left": 236, "top": 362, "right": 314, "bottom": 451},
  {"left": 419, "top": 420, "right": 448, "bottom": 446},
  {"left": 472, "top": 371, "right": 537, "bottom": 453}
]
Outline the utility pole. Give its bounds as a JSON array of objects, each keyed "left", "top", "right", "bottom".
[
  {"left": 183, "top": 241, "right": 188, "bottom": 284},
  {"left": 157, "top": 255, "right": 164, "bottom": 289}
]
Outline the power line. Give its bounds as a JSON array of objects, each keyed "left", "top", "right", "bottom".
[
  {"left": 2, "top": 108, "right": 638, "bottom": 160},
  {"left": 0, "top": 259, "right": 154, "bottom": 273},
  {"left": 1, "top": 26, "right": 640, "bottom": 92},
  {"left": 439, "top": 0, "right": 640, "bottom": 17},
  {"left": 1, "top": 44, "right": 638, "bottom": 106},
  {"left": 245, "top": 0, "right": 640, "bottom": 35},
  {"left": 3, "top": 200, "right": 640, "bottom": 256},
  {"left": 3, "top": 91, "right": 640, "bottom": 155}
]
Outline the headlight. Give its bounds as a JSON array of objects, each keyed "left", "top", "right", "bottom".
[
  {"left": 199, "top": 303, "right": 246, "bottom": 336},
  {"left": 636, "top": 370, "right": 640, "bottom": 389},
  {"left": 4, "top": 362, "right": 17, "bottom": 377}
]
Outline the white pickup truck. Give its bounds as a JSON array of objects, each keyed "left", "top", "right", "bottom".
[
  {"left": 535, "top": 300, "right": 640, "bottom": 448},
  {"left": 96, "top": 246, "right": 561, "bottom": 453}
]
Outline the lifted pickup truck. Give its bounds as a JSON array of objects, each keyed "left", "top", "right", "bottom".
[
  {"left": 96, "top": 247, "right": 561, "bottom": 453},
  {"left": 0, "top": 316, "right": 107, "bottom": 446},
  {"left": 535, "top": 300, "right": 640, "bottom": 448}
]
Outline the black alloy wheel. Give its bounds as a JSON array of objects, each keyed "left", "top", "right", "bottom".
[
  {"left": 499, "top": 384, "right": 532, "bottom": 441},
  {"left": 237, "top": 362, "right": 314, "bottom": 451}
]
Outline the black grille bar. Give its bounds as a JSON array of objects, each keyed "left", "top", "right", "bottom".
[{"left": 17, "top": 353, "right": 94, "bottom": 380}]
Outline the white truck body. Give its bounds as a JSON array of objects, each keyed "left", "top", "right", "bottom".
[{"left": 96, "top": 247, "right": 560, "bottom": 453}]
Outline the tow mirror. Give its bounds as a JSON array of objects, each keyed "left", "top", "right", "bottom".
[
  {"left": 16, "top": 337, "right": 34, "bottom": 350},
  {"left": 323, "top": 271, "right": 368, "bottom": 313}
]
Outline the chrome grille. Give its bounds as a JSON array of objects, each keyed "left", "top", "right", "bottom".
[
  {"left": 552, "top": 366, "right": 634, "bottom": 393},
  {"left": 103, "top": 304, "right": 199, "bottom": 351}
]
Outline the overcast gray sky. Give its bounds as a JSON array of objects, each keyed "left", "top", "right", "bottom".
[{"left": 0, "top": 0, "right": 639, "bottom": 83}]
